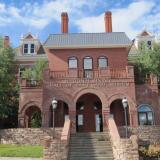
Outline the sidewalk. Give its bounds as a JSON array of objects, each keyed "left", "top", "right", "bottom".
[{"left": 0, "top": 158, "right": 42, "bottom": 160}]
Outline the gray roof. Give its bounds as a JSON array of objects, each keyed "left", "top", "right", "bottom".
[{"left": 44, "top": 32, "right": 131, "bottom": 49}]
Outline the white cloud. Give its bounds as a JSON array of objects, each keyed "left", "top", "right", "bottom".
[
  {"left": 75, "top": 0, "right": 157, "bottom": 39},
  {"left": 0, "top": 0, "right": 99, "bottom": 29},
  {"left": 0, "top": 0, "right": 160, "bottom": 39}
]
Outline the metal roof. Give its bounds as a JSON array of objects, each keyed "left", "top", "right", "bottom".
[{"left": 44, "top": 32, "right": 131, "bottom": 49}]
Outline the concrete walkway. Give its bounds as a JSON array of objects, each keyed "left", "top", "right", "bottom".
[{"left": 0, "top": 158, "right": 42, "bottom": 160}]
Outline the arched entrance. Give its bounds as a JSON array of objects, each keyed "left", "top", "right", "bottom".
[
  {"left": 110, "top": 99, "right": 130, "bottom": 126},
  {"left": 76, "top": 93, "right": 103, "bottom": 132},
  {"left": 25, "top": 106, "right": 41, "bottom": 128},
  {"left": 49, "top": 100, "right": 69, "bottom": 127}
]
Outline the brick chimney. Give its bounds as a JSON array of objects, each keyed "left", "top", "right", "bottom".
[
  {"left": 61, "top": 12, "right": 69, "bottom": 33},
  {"left": 104, "top": 11, "right": 112, "bottom": 32},
  {"left": 3, "top": 36, "right": 10, "bottom": 47}
]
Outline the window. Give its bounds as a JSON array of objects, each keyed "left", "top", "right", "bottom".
[
  {"left": 138, "top": 104, "right": 154, "bottom": 125},
  {"left": 24, "top": 44, "right": 28, "bottom": 54},
  {"left": 30, "top": 44, "right": 35, "bottom": 53},
  {"left": 84, "top": 57, "right": 92, "bottom": 70},
  {"left": 69, "top": 57, "right": 77, "bottom": 69},
  {"left": 83, "top": 57, "right": 93, "bottom": 78},
  {"left": 98, "top": 56, "right": 108, "bottom": 68},
  {"left": 147, "top": 41, "right": 152, "bottom": 49},
  {"left": 23, "top": 43, "right": 35, "bottom": 54}
]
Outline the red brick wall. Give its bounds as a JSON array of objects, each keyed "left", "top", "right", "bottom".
[{"left": 45, "top": 48, "right": 128, "bottom": 71}]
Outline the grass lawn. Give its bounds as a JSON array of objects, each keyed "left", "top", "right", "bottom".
[{"left": 0, "top": 144, "right": 43, "bottom": 158}]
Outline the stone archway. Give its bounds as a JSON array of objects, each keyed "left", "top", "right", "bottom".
[
  {"left": 25, "top": 106, "right": 41, "bottom": 128},
  {"left": 19, "top": 101, "right": 42, "bottom": 128},
  {"left": 76, "top": 93, "right": 103, "bottom": 132},
  {"left": 108, "top": 93, "right": 138, "bottom": 127},
  {"left": 110, "top": 99, "right": 130, "bottom": 126},
  {"left": 49, "top": 100, "right": 69, "bottom": 127}
]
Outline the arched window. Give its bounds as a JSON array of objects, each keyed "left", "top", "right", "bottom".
[
  {"left": 68, "top": 57, "right": 77, "bottom": 69},
  {"left": 138, "top": 104, "right": 154, "bottom": 125},
  {"left": 83, "top": 56, "right": 93, "bottom": 70},
  {"left": 98, "top": 56, "right": 108, "bottom": 68}
]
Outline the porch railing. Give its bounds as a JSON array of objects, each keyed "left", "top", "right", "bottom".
[{"left": 49, "top": 66, "right": 134, "bottom": 79}]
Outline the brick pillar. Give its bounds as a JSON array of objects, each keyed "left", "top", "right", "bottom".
[
  {"left": 18, "top": 116, "right": 25, "bottom": 128},
  {"left": 42, "top": 110, "right": 50, "bottom": 127},
  {"left": 69, "top": 109, "right": 76, "bottom": 133},
  {"left": 130, "top": 110, "right": 138, "bottom": 127},
  {"left": 103, "top": 108, "right": 110, "bottom": 131}
]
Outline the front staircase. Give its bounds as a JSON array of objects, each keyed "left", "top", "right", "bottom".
[{"left": 68, "top": 132, "right": 114, "bottom": 160}]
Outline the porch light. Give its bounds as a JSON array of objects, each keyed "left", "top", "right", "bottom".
[
  {"left": 51, "top": 97, "right": 58, "bottom": 131},
  {"left": 122, "top": 97, "right": 128, "bottom": 109},
  {"left": 122, "top": 97, "right": 128, "bottom": 138},
  {"left": 52, "top": 98, "right": 58, "bottom": 110}
]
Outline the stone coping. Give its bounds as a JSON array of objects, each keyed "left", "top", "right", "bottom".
[{"left": 0, "top": 158, "right": 42, "bottom": 160}]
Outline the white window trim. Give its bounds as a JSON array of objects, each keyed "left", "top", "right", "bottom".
[{"left": 23, "top": 43, "right": 35, "bottom": 55}]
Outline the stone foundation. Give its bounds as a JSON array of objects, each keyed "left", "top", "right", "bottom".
[
  {"left": 119, "top": 126, "right": 160, "bottom": 145},
  {"left": 0, "top": 128, "right": 62, "bottom": 145}
]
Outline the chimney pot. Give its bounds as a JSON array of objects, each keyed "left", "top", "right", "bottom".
[
  {"left": 3, "top": 36, "right": 10, "bottom": 47},
  {"left": 104, "top": 11, "right": 112, "bottom": 32},
  {"left": 61, "top": 12, "right": 69, "bottom": 33}
]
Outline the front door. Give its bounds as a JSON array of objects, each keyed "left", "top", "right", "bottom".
[{"left": 76, "top": 94, "right": 103, "bottom": 132}]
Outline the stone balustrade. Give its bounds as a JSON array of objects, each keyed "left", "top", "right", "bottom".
[
  {"left": 108, "top": 115, "right": 139, "bottom": 160},
  {"left": 43, "top": 119, "right": 71, "bottom": 160}
]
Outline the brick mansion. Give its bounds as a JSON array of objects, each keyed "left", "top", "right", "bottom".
[{"left": 2, "top": 11, "right": 160, "bottom": 159}]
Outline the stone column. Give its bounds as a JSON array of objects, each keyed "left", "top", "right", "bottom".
[
  {"left": 69, "top": 108, "right": 76, "bottom": 133},
  {"left": 103, "top": 107, "right": 110, "bottom": 131}
]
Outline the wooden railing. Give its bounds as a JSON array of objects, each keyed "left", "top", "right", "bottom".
[{"left": 49, "top": 66, "right": 133, "bottom": 79}]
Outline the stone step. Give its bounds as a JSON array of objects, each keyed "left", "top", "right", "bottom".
[
  {"left": 69, "top": 151, "right": 113, "bottom": 156},
  {"left": 69, "top": 158, "right": 114, "bottom": 160},
  {"left": 68, "top": 132, "right": 113, "bottom": 160},
  {"left": 69, "top": 155, "right": 114, "bottom": 159}
]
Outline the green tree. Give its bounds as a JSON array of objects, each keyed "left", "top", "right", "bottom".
[
  {"left": 22, "top": 59, "right": 47, "bottom": 81},
  {"left": 0, "top": 38, "right": 19, "bottom": 128},
  {"left": 130, "top": 42, "right": 160, "bottom": 82}
]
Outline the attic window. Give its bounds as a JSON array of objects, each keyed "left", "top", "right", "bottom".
[
  {"left": 30, "top": 44, "right": 35, "bottom": 53},
  {"left": 24, "top": 44, "right": 28, "bottom": 54},
  {"left": 23, "top": 43, "right": 35, "bottom": 54}
]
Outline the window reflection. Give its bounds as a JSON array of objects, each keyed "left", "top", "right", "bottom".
[{"left": 138, "top": 105, "right": 154, "bottom": 125}]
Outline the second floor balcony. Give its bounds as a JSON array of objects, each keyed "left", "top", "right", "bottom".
[{"left": 49, "top": 66, "right": 134, "bottom": 80}]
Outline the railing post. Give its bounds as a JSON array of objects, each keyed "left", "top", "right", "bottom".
[{"left": 126, "top": 66, "right": 134, "bottom": 78}]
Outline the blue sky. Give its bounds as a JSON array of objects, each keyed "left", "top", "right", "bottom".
[{"left": 0, "top": 0, "right": 160, "bottom": 47}]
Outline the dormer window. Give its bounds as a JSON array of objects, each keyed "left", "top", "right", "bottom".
[
  {"left": 23, "top": 43, "right": 35, "bottom": 54},
  {"left": 24, "top": 44, "right": 28, "bottom": 54},
  {"left": 30, "top": 44, "right": 35, "bottom": 53},
  {"left": 147, "top": 41, "right": 152, "bottom": 49}
]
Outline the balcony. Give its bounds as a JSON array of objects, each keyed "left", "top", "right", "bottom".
[
  {"left": 20, "top": 79, "right": 42, "bottom": 88},
  {"left": 49, "top": 66, "right": 134, "bottom": 80}
]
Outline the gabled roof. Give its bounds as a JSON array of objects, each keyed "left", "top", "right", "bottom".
[
  {"left": 139, "top": 30, "right": 152, "bottom": 37},
  {"left": 44, "top": 32, "right": 131, "bottom": 49},
  {"left": 22, "top": 33, "right": 37, "bottom": 40}
]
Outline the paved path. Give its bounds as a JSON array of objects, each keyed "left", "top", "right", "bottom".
[{"left": 0, "top": 158, "right": 42, "bottom": 160}]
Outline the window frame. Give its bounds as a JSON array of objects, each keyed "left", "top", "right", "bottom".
[
  {"left": 30, "top": 43, "right": 35, "bottom": 54},
  {"left": 23, "top": 44, "right": 29, "bottom": 54},
  {"left": 98, "top": 56, "right": 108, "bottom": 69},
  {"left": 23, "top": 43, "right": 35, "bottom": 55},
  {"left": 138, "top": 104, "right": 154, "bottom": 125},
  {"left": 68, "top": 56, "right": 78, "bottom": 69},
  {"left": 83, "top": 56, "right": 93, "bottom": 70}
]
